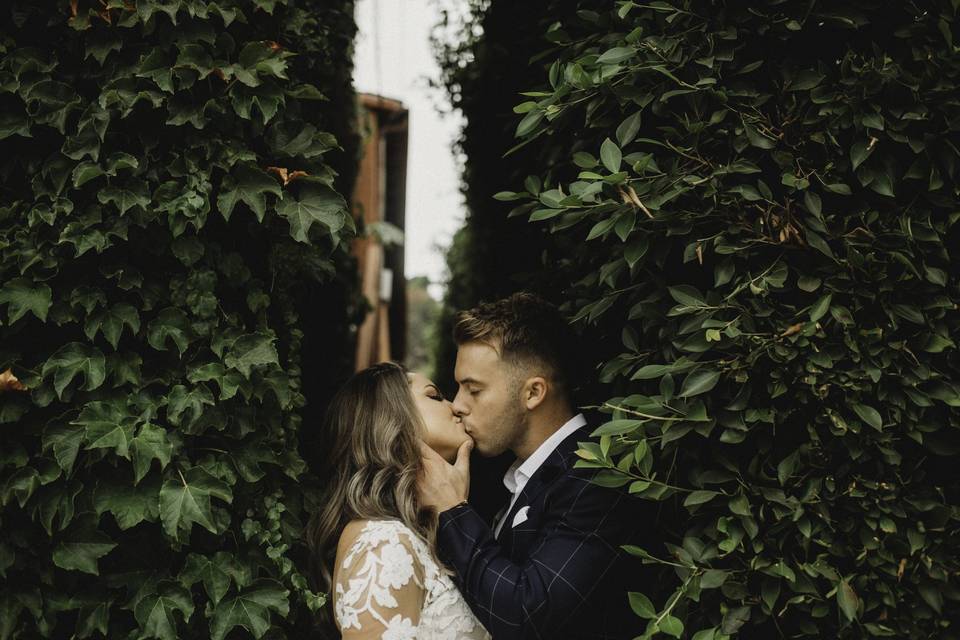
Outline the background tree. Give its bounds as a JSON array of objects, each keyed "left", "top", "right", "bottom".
[
  {"left": 436, "top": 1, "right": 960, "bottom": 638},
  {"left": 0, "top": 1, "right": 362, "bottom": 638}
]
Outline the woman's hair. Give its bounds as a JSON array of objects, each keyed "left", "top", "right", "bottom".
[{"left": 305, "top": 361, "right": 442, "bottom": 631}]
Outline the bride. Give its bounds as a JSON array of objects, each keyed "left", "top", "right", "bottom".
[{"left": 306, "top": 361, "right": 491, "bottom": 639}]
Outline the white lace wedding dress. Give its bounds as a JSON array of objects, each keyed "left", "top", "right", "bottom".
[{"left": 333, "top": 519, "right": 491, "bottom": 639}]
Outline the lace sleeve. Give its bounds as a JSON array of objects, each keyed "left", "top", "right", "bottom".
[{"left": 334, "top": 521, "right": 427, "bottom": 639}]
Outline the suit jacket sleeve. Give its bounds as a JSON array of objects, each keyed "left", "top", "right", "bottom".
[{"left": 436, "top": 468, "right": 635, "bottom": 639}]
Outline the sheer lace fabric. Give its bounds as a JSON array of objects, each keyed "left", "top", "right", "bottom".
[{"left": 334, "top": 519, "right": 491, "bottom": 640}]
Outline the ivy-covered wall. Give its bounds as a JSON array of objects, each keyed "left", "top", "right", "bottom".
[
  {"left": 0, "top": 2, "right": 361, "bottom": 638},
  {"left": 438, "top": 1, "right": 960, "bottom": 638}
]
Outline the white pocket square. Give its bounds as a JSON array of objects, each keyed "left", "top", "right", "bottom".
[{"left": 511, "top": 506, "right": 530, "bottom": 528}]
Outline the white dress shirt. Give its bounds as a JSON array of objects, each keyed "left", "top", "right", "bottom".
[{"left": 493, "top": 413, "right": 587, "bottom": 538}]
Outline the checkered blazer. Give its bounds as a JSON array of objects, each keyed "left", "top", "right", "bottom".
[{"left": 437, "top": 422, "right": 646, "bottom": 639}]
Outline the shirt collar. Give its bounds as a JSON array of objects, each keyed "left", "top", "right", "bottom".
[{"left": 503, "top": 413, "right": 587, "bottom": 493}]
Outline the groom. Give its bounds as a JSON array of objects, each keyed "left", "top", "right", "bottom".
[{"left": 418, "top": 292, "right": 644, "bottom": 639}]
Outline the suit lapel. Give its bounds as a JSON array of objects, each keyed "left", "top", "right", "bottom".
[{"left": 495, "top": 424, "right": 592, "bottom": 548}]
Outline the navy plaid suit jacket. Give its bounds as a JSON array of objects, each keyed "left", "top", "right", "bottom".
[{"left": 436, "top": 422, "right": 647, "bottom": 639}]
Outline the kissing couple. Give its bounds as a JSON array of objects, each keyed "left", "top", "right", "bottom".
[{"left": 307, "top": 293, "right": 644, "bottom": 639}]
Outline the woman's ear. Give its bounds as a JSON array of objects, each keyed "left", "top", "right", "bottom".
[{"left": 522, "top": 377, "right": 548, "bottom": 410}]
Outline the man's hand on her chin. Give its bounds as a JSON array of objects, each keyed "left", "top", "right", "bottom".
[{"left": 418, "top": 439, "right": 473, "bottom": 513}]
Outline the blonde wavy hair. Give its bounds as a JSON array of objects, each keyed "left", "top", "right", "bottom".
[{"left": 305, "top": 361, "right": 443, "bottom": 632}]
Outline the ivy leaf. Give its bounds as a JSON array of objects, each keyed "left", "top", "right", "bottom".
[
  {"left": 276, "top": 185, "right": 348, "bottom": 243},
  {"left": 216, "top": 164, "right": 282, "bottom": 222},
  {"left": 93, "top": 477, "right": 161, "bottom": 529},
  {"left": 224, "top": 332, "right": 279, "bottom": 377},
  {"left": 97, "top": 179, "right": 151, "bottom": 215},
  {"left": 146, "top": 308, "right": 193, "bottom": 356},
  {"left": 75, "top": 400, "right": 135, "bottom": 459},
  {"left": 52, "top": 522, "right": 117, "bottom": 575},
  {"left": 84, "top": 303, "right": 140, "bottom": 349},
  {"left": 209, "top": 580, "right": 290, "bottom": 640},
  {"left": 42, "top": 423, "right": 85, "bottom": 475},
  {"left": 180, "top": 552, "right": 253, "bottom": 607},
  {"left": 41, "top": 342, "right": 107, "bottom": 399},
  {"left": 0, "top": 278, "right": 53, "bottom": 323},
  {"left": 165, "top": 384, "right": 215, "bottom": 429},
  {"left": 134, "top": 581, "right": 195, "bottom": 640},
  {"left": 130, "top": 423, "right": 174, "bottom": 485},
  {"left": 159, "top": 467, "right": 233, "bottom": 540}
]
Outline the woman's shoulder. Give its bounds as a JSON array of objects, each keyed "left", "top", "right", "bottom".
[{"left": 338, "top": 518, "right": 426, "bottom": 558}]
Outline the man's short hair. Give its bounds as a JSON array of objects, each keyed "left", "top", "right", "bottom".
[{"left": 453, "top": 292, "right": 577, "bottom": 397}]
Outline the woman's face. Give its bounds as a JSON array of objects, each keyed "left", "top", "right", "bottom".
[{"left": 408, "top": 371, "right": 471, "bottom": 463}]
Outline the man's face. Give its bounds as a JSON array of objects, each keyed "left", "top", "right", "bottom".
[{"left": 451, "top": 340, "right": 526, "bottom": 457}]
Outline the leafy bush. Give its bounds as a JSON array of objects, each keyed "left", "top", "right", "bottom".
[
  {"left": 0, "top": 1, "right": 360, "bottom": 638},
  {"left": 445, "top": 1, "right": 960, "bottom": 638}
]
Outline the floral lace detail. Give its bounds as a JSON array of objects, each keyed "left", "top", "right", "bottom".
[{"left": 334, "top": 519, "right": 491, "bottom": 640}]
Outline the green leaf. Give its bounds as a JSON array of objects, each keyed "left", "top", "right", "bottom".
[
  {"left": 181, "top": 552, "right": 253, "bottom": 607},
  {"left": 803, "top": 191, "right": 822, "bottom": 217},
  {"left": 131, "top": 423, "right": 174, "bottom": 485},
  {"left": 94, "top": 477, "right": 161, "bottom": 529},
  {"left": 837, "top": 579, "right": 859, "bottom": 621},
  {"left": 668, "top": 285, "right": 705, "bottom": 306},
  {"left": 146, "top": 308, "right": 193, "bottom": 356},
  {"left": 600, "top": 138, "right": 622, "bottom": 173},
  {"left": 210, "top": 580, "right": 290, "bottom": 640},
  {"left": 165, "top": 384, "right": 215, "bottom": 428},
  {"left": 809, "top": 293, "right": 832, "bottom": 322},
  {"left": 134, "top": 581, "right": 195, "bottom": 640},
  {"left": 850, "top": 138, "right": 874, "bottom": 171},
  {"left": 591, "top": 419, "right": 643, "bottom": 437},
  {"left": 0, "top": 278, "right": 53, "bottom": 324},
  {"left": 573, "top": 151, "right": 597, "bottom": 168},
  {"left": 660, "top": 615, "right": 683, "bottom": 638},
  {"left": 805, "top": 228, "right": 834, "bottom": 259},
  {"left": 628, "top": 592, "right": 656, "bottom": 618},
  {"left": 41, "top": 343, "right": 107, "bottom": 398},
  {"left": 97, "top": 180, "right": 151, "bottom": 215},
  {"left": 276, "top": 185, "right": 349, "bottom": 243},
  {"left": 216, "top": 165, "right": 282, "bottom": 222},
  {"left": 679, "top": 369, "right": 720, "bottom": 397},
  {"left": 852, "top": 403, "right": 883, "bottom": 431},
  {"left": 700, "top": 570, "right": 728, "bottom": 589},
  {"left": 223, "top": 332, "right": 279, "bottom": 377},
  {"left": 744, "top": 122, "right": 775, "bottom": 149},
  {"left": 624, "top": 237, "right": 648, "bottom": 267},
  {"left": 684, "top": 490, "right": 719, "bottom": 507},
  {"left": 159, "top": 466, "right": 233, "bottom": 540},
  {"left": 52, "top": 524, "right": 117, "bottom": 575},
  {"left": 84, "top": 303, "right": 140, "bottom": 349},
  {"left": 616, "top": 112, "right": 642, "bottom": 147},
  {"left": 721, "top": 605, "right": 751, "bottom": 634},
  {"left": 75, "top": 401, "right": 135, "bottom": 459},
  {"left": 515, "top": 109, "right": 543, "bottom": 137},
  {"left": 597, "top": 47, "right": 635, "bottom": 65},
  {"left": 42, "top": 424, "right": 85, "bottom": 475}
]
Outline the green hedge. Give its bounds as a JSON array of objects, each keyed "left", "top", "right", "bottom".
[
  {"left": 447, "top": 1, "right": 960, "bottom": 638},
  {"left": 0, "top": 2, "right": 359, "bottom": 638}
]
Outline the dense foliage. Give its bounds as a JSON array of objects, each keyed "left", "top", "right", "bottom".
[
  {"left": 0, "top": 2, "right": 361, "bottom": 638},
  {"left": 441, "top": 1, "right": 960, "bottom": 638}
]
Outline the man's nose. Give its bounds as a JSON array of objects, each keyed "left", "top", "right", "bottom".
[{"left": 451, "top": 392, "right": 468, "bottom": 417}]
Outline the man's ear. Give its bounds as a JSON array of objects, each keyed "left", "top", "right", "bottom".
[{"left": 522, "top": 376, "right": 548, "bottom": 410}]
